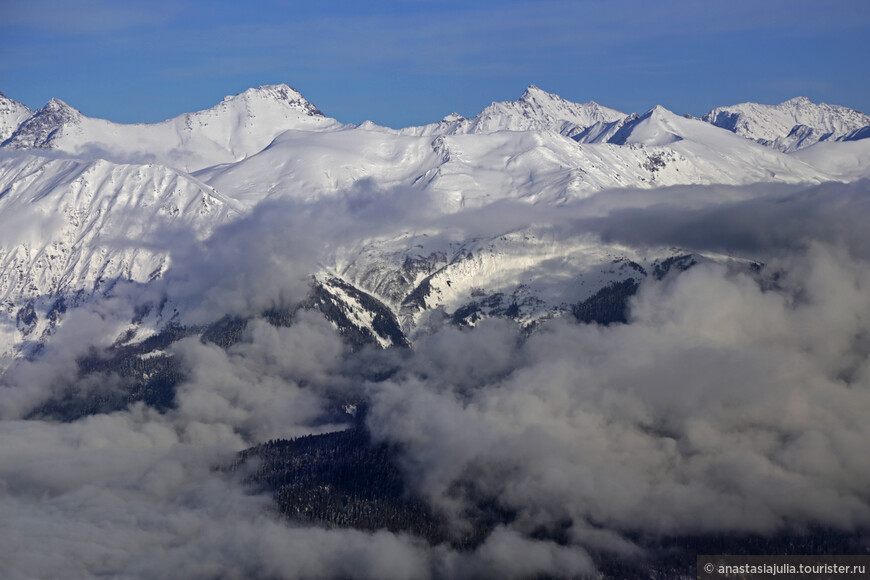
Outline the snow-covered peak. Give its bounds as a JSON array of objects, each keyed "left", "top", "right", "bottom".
[
  {"left": 608, "top": 105, "right": 685, "bottom": 146},
  {"left": 516, "top": 85, "right": 614, "bottom": 120},
  {"left": 213, "top": 83, "right": 324, "bottom": 118},
  {"left": 477, "top": 85, "right": 626, "bottom": 134},
  {"left": 702, "top": 96, "right": 870, "bottom": 152},
  {"left": 43, "top": 98, "right": 76, "bottom": 113},
  {"left": 442, "top": 112, "right": 465, "bottom": 123},
  {"left": 781, "top": 96, "right": 813, "bottom": 106},
  {"left": 0, "top": 92, "right": 32, "bottom": 143},
  {"left": 0, "top": 84, "right": 344, "bottom": 171},
  {"left": 2, "top": 97, "right": 83, "bottom": 149},
  {"left": 231, "top": 83, "right": 304, "bottom": 100},
  {"left": 595, "top": 103, "right": 833, "bottom": 186},
  {"left": 401, "top": 86, "right": 626, "bottom": 138},
  {"left": 174, "top": 83, "right": 334, "bottom": 136},
  {"left": 518, "top": 84, "right": 550, "bottom": 102}
]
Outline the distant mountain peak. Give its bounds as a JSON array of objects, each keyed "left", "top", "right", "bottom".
[
  {"left": 39, "top": 98, "right": 83, "bottom": 122},
  {"left": 608, "top": 105, "right": 684, "bottom": 146},
  {"left": 45, "top": 97, "right": 72, "bottom": 110},
  {"left": 647, "top": 104, "right": 672, "bottom": 116},
  {"left": 781, "top": 96, "right": 814, "bottom": 106},
  {"left": 476, "top": 86, "right": 626, "bottom": 135},
  {"left": 220, "top": 84, "right": 324, "bottom": 117},
  {"left": 703, "top": 96, "right": 870, "bottom": 151},
  {"left": 442, "top": 112, "right": 465, "bottom": 122},
  {"left": 2, "top": 96, "right": 83, "bottom": 149},
  {"left": 0, "top": 84, "right": 341, "bottom": 169},
  {"left": 518, "top": 85, "right": 574, "bottom": 108},
  {"left": 520, "top": 84, "right": 547, "bottom": 99},
  {"left": 35, "top": 97, "right": 82, "bottom": 120},
  {"left": 235, "top": 83, "right": 299, "bottom": 101},
  {"left": 0, "top": 92, "right": 33, "bottom": 142},
  {"left": 400, "top": 85, "right": 625, "bottom": 137}
]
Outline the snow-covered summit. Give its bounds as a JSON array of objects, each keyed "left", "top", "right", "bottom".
[
  {"left": 2, "top": 98, "right": 82, "bottom": 149},
  {"left": 509, "top": 84, "right": 626, "bottom": 132},
  {"left": 401, "top": 85, "right": 626, "bottom": 137},
  {"left": 584, "top": 104, "right": 832, "bottom": 185},
  {"left": 608, "top": 105, "right": 685, "bottom": 146},
  {"left": 184, "top": 83, "right": 329, "bottom": 132},
  {"left": 702, "top": 96, "right": 870, "bottom": 152},
  {"left": 1, "top": 84, "right": 344, "bottom": 171},
  {"left": 218, "top": 84, "right": 325, "bottom": 117},
  {"left": 0, "top": 93, "right": 32, "bottom": 143}
]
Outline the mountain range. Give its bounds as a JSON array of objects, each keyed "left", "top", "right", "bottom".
[
  {"left": 2, "top": 84, "right": 870, "bottom": 579},
  {"left": 1, "top": 84, "right": 868, "bottom": 366}
]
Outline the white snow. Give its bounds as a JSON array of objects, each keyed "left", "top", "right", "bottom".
[
  {"left": 0, "top": 152, "right": 237, "bottom": 362},
  {"left": 0, "top": 83, "right": 867, "bottom": 365},
  {"left": 2, "top": 85, "right": 344, "bottom": 172},
  {"left": 703, "top": 96, "right": 870, "bottom": 152},
  {"left": 0, "top": 93, "right": 31, "bottom": 143},
  {"left": 400, "top": 85, "right": 626, "bottom": 137},
  {"left": 790, "top": 139, "right": 870, "bottom": 181}
]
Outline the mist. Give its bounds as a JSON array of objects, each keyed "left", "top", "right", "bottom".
[{"left": 1, "top": 179, "right": 869, "bottom": 577}]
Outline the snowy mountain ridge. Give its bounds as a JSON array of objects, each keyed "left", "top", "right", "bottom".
[
  {"left": 1, "top": 84, "right": 344, "bottom": 172},
  {"left": 703, "top": 96, "right": 870, "bottom": 152},
  {"left": 0, "top": 152, "right": 237, "bottom": 362},
  {"left": 0, "top": 92, "right": 33, "bottom": 143},
  {"left": 400, "top": 85, "right": 627, "bottom": 138},
  {"left": 0, "top": 83, "right": 868, "bottom": 367},
  {"left": 3, "top": 85, "right": 868, "bottom": 162}
]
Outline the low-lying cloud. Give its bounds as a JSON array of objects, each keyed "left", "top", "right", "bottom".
[
  {"left": 1, "top": 179, "right": 869, "bottom": 577},
  {"left": 366, "top": 244, "right": 870, "bottom": 543},
  {"left": 582, "top": 179, "right": 870, "bottom": 260}
]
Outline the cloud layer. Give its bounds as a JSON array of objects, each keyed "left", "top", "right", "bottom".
[{"left": 1, "top": 180, "right": 869, "bottom": 577}]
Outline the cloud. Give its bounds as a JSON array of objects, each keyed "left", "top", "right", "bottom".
[
  {"left": 364, "top": 241, "right": 870, "bottom": 548},
  {"left": 162, "top": 181, "right": 438, "bottom": 325},
  {"left": 0, "top": 303, "right": 133, "bottom": 420},
  {"left": 583, "top": 180, "right": 870, "bottom": 260},
  {"left": 438, "top": 527, "right": 595, "bottom": 579},
  {"left": 171, "top": 312, "right": 350, "bottom": 445},
  {"left": 3, "top": 179, "right": 870, "bottom": 576},
  {"left": 0, "top": 412, "right": 434, "bottom": 580}
]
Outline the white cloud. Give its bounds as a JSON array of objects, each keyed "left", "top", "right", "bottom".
[{"left": 3, "top": 179, "right": 870, "bottom": 575}]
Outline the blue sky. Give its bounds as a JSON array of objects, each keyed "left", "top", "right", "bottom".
[{"left": 1, "top": 0, "right": 868, "bottom": 128}]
